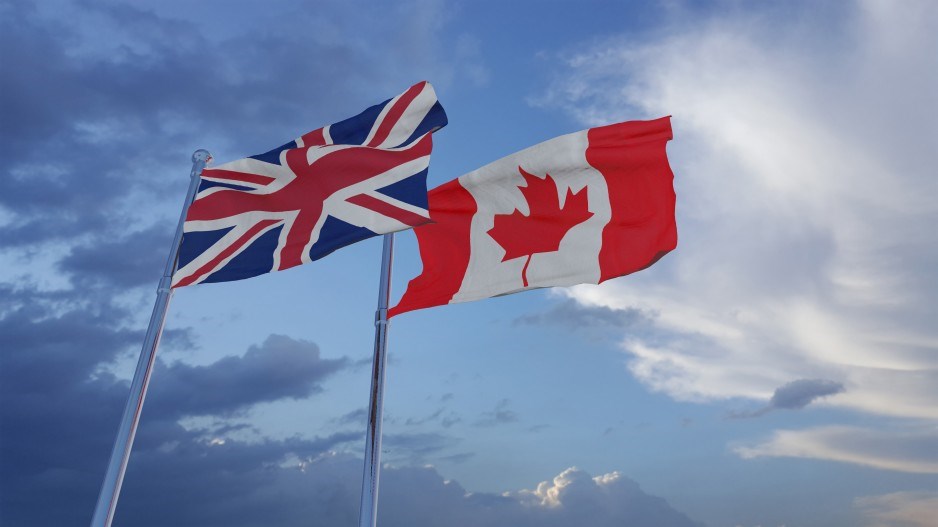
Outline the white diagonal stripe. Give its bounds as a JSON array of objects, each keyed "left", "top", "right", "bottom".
[
  {"left": 362, "top": 93, "right": 401, "bottom": 146},
  {"left": 329, "top": 200, "right": 411, "bottom": 233},
  {"left": 361, "top": 190, "right": 430, "bottom": 218},
  {"left": 172, "top": 216, "right": 286, "bottom": 286},
  {"left": 375, "top": 83, "right": 436, "bottom": 148}
]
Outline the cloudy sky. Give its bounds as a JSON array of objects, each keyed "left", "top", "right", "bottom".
[{"left": 2, "top": 1, "right": 936, "bottom": 526}]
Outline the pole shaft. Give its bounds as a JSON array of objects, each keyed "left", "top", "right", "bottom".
[
  {"left": 90, "top": 150, "right": 211, "bottom": 527},
  {"left": 358, "top": 233, "right": 394, "bottom": 527}
]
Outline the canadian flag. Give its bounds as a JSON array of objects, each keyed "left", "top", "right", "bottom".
[{"left": 390, "top": 117, "right": 676, "bottom": 317}]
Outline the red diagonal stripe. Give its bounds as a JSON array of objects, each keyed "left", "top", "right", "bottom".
[
  {"left": 201, "top": 167, "right": 276, "bottom": 186},
  {"left": 366, "top": 82, "right": 425, "bottom": 147},
  {"left": 173, "top": 219, "right": 280, "bottom": 288},
  {"left": 346, "top": 193, "right": 430, "bottom": 227}
]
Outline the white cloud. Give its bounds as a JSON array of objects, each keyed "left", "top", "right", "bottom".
[
  {"left": 498, "top": 466, "right": 701, "bottom": 526},
  {"left": 292, "top": 457, "right": 702, "bottom": 527},
  {"left": 734, "top": 425, "right": 938, "bottom": 474},
  {"left": 539, "top": 0, "right": 938, "bottom": 473},
  {"left": 115, "top": 446, "right": 702, "bottom": 526},
  {"left": 854, "top": 490, "right": 938, "bottom": 527}
]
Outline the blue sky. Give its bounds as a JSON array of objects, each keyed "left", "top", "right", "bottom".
[{"left": 2, "top": 1, "right": 936, "bottom": 526}]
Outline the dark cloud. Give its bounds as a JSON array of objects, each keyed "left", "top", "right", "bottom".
[
  {"left": 0, "top": 284, "right": 141, "bottom": 393},
  {"left": 437, "top": 452, "right": 476, "bottom": 464},
  {"left": 0, "top": 275, "right": 491, "bottom": 526},
  {"left": 383, "top": 432, "right": 458, "bottom": 463},
  {"left": 58, "top": 225, "right": 173, "bottom": 289},
  {"left": 730, "top": 378, "right": 846, "bottom": 418},
  {"left": 404, "top": 406, "right": 461, "bottom": 428},
  {"left": 405, "top": 407, "right": 446, "bottom": 426},
  {"left": 206, "top": 422, "right": 259, "bottom": 437},
  {"left": 146, "top": 334, "right": 348, "bottom": 419},
  {"left": 770, "top": 378, "right": 845, "bottom": 409},
  {"left": 0, "top": 277, "right": 353, "bottom": 526},
  {"left": 0, "top": 0, "right": 185, "bottom": 246},
  {"left": 0, "top": 0, "right": 463, "bottom": 249},
  {"left": 474, "top": 398, "right": 519, "bottom": 427},
  {"left": 119, "top": 456, "right": 701, "bottom": 527},
  {"left": 0, "top": 289, "right": 146, "bottom": 525},
  {"left": 440, "top": 414, "right": 462, "bottom": 428},
  {"left": 332, "top": 407, "right": 368, "bottom": 426},
  {"left": 513, "top": 299, "right": 654, "bottom": 330}
]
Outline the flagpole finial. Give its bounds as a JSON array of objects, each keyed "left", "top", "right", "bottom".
[{"left": 192, "top": 149, "right": 212, "bottom": 165}]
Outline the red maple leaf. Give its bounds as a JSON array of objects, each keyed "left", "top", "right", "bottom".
[{"left": 487, "top": 166, "right": 594, "bottom": 287}]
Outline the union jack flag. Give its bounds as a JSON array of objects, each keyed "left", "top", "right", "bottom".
[{"left": 172, "top": 81, "right": 447, "bottom": 288}]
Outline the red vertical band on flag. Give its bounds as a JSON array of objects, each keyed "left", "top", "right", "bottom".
[
  {"left": 389, "top": 178, "right": 477, "bottom": 317},
  {"left": 367, "top": 82, "right": 425, "bottom": 147},
  {"left": 588, "top": 117, "right": 677, "bottom": 282}
]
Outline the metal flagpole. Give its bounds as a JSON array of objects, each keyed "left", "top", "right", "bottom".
[
  {"left": 90, "top": 149, "right": 211, "bottom": 527},
  {"left": 358, "top": 233, "right": 394, "bottom": 527}
]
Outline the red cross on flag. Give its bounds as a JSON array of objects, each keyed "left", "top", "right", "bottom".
[{"left": 390, "top": 117, "right": 676, "bottom": 317}]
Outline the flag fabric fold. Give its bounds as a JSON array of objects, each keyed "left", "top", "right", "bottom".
[
  {"left": 172, "top": 81, "right": 447, "bottom": 288},
  {"left": 390, "top": 117, "right": 676, "bottom": 317}
]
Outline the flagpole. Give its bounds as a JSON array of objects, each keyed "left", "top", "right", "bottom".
[
  {"left": 90, "top": 149, "right": 211, "bottom": 527},
  {"left": 358, "top": 233, "right": 394, "bottom": 527}
]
